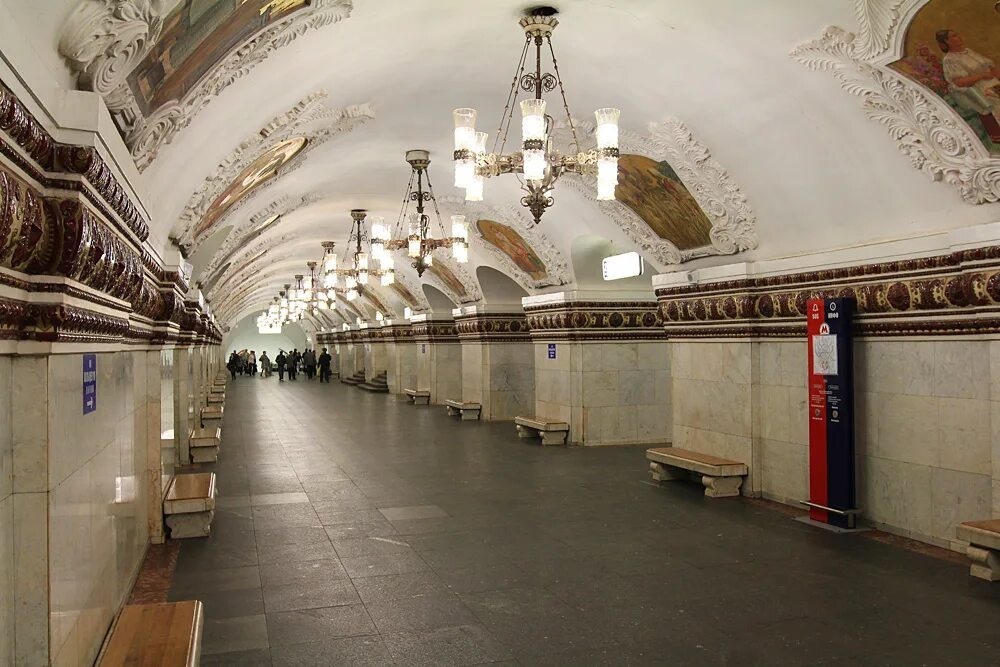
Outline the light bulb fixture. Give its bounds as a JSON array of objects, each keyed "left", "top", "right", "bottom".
[
  {"left": 378, "top": 150, "right": 471, "bottom": 277},
  {"left": 452, "top": 7, "right": 619, "bottom": 223}
]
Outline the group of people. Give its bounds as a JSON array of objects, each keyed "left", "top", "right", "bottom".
[{"left": 227, "top": 347, "right": 334, "bottom": 383}]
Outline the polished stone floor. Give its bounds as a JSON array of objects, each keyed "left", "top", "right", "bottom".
[{"left": 171, "top": 376, "right": 1000, "bottom": 666}]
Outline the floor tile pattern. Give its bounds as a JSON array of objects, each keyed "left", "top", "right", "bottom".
[{"left": 170, "top": 376, "right": 1000, "bottom": 665}]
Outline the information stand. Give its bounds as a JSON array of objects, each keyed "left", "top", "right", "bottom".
[{"left": 805, "top": 297, "right": 860, "bottom": 529}]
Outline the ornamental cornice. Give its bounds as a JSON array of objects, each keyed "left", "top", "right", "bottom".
[
  {"left": 523, "top": 300, "right": 663, "bottom": 342},
  {"left": 791, "top": 0, "right": 1000, "bottom": 205},
  {"left": 454, "top": 312, "right": 531, "bottom": 342},
  {"left": 0, "top": 83, "right": 150, "bottom": 242},
  {"left": 173, "top": 93, "right": 375, "bottom": 250},
  {"left": 410, "top": 320, "right": 459, "bottom": 343},
  {"left": 563, "top": 116, "right": 757, "bottom": 266},
  {"left": 655, "top": 245, "right": 1000, "bottom": 338},
  {"left": 58, "top": 0, "right": 355, "bottom": 170}
]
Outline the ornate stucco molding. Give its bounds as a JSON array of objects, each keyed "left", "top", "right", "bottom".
[
  {"left": 426, "top": 250, "right": 483, "bottom": 304},
  {"left": 172, "top": 92, "right": 374, "bottom": 250},
  {"left": 436, "top": 196, "right": 571, "bottom": 290},
  {"left": 655, "top": 246, "right": 1000, "bottom": 338},
  {"left": 58, "top": 0, "right": 165, "bottom": 96},
  {"left": 564, "top": 117, "right": 757, "bottom": 266},
  {"left": 198, "top": 193, "right": 321, "bottom": 277},
  {"left": 791, "top": 0, "right": 1000, "bottom": 205},
  {"left": 392, "top": 272, "right": 432, "bottom": 313},
  {"left": 58, "top": 0, "right": 354, "bottom": 170},
  {"left": 454, "top": 312, "right": 530, "bottom": 343}
]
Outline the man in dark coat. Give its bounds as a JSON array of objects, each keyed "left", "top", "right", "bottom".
[
  {"left": 275, "top": 350, "right": 287, "bottom": 381},
  {"left": 318, "top": 348, "right": 332, "bottom": 383}
]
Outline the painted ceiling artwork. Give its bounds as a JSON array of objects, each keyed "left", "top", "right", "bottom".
[
  {"left": 128, "top": 0, "right": 308, "bottom": 116},
  {"left": 888, "top": 0, "right": 1000, "bottom": 155},
  {"left": 193, "top": 136, "right": 307, "bottom": 238},
  {"left": 615, "top": 154, "right": 713, "bottom": 251},
  {"left": 389, "top": 282, "right": 419, "bottom": 308},
  {"left": 426, "top": 262, "right": 467, "bottom": 300},
  {"left": 475, "top": 219, "right": 547, "bottom": 281}
]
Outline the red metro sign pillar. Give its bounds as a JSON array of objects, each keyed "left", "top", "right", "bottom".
[{"left": 806, "top": 297, "right": 858, "bottom": 529}]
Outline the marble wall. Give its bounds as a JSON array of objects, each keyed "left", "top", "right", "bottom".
[
  {"left": 672, "top": 339, "right": 998, "bottom": 549},
  {"left": 364, "top": 340, "right": 387, "bottom": 381},
  {"left": 534, "top": 341, "right": 671, "bottom": 446},
  {"left": 462, "top": 342, "right": 535, "bottom": 421},
  {"left": 417, "top": 342, "right": 462, "bottom": 405},
  {"left": 0, "top": 356, "right": 13, "bottom": 666},
  {"left": 386, "top": 342, "right": 416, "bottom": 394}
]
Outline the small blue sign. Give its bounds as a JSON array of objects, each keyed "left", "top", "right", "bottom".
[
  {"left": 83, "top": 354, "right": 97, "bottom": 415},
  {"left": 547, "top": 343, "right": 556, "bottom": 359},
  {"left": 421, "top": 344, "right": 427, "bottom": 354}
]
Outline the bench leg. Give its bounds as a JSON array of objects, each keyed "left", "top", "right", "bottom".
[
  {"left": 446, "top": 405, "right": 459, "bottom": 416},
  {"left": 516, "top": 424, "right": 535, "bottom": 439},
  {"left": 701, "top": 475, "right": 742, "bottom": 498},
  {"left": 540, "top": 431, "right": 567, "bottom": 446},
  {"left": 415, "top": 396, "right": 430, "bottom": 405},
  {"left": 967, "top": 545, "right": 1000, "bottom": 582},
  {"left": 166, "top": 510, "right": 215, "bottom": 539},
  {"left": 649, "top": 462, "right": 685, "bottom": 483},
  {"left": 460, "top": 409, "right": 480, "bottom": 421}
]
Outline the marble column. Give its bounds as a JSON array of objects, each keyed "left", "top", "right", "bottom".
[
  {"left": 523, "top": 292, "right": 670, "bottom": 446},
  {"left": 173, "top": 347, "right": 193, "bottom": 463},
  {"left": 384, "top": 321, "right": 415, "bottom": 394},
  {"left": 411, "top": 314, "right": 462, "bottom": 405},
  {"left": 454, "top": 306, "right": 534, "bottom": 421},
  {"left": 362, "top": 323, "right": 387, "bottom": 381}
]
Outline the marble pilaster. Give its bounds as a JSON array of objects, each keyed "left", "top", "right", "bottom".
[
  {"left": 455, "top": 306, "right": 535, "bottom": 421},
  {"left": 411, "top": 315, "right": 461, "bottom": 405},
  {"left": 383, "top": 321, "right": 415, "bottom": 395}
]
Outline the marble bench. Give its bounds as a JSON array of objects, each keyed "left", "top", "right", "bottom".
[
  {"left": 164, "top": 473, "right": 217, "bottom": 539},
  {"left": 445, "top": 399, "right": 481, "bottom": 421},
  {"left": 189, "top": 427, "right": 221, "bottom": 463},
  {"left": 405, "top": 388, "right": 430, "bottom": 405},
  {"left": 515, "top": 416, "right": 569, "bottom": 446},
  {"left": 97, "top": 600, "right": 204, "bottom": 667},
  {"left": 957, "top": 519, "right": 1000, "bottom": 582},
  {"left": 646, "top": 447, "right": 748, "bottom": 498},
  {"left": 207, "top": 392, "right": 224, "bottom": 404},
  {"left": 200, "top": 405, "right": 223, "bottom": 428}
]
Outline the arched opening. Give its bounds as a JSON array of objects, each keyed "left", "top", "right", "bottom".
[{"left": 476, "top": 265, "right": 529, "bottom": 305}]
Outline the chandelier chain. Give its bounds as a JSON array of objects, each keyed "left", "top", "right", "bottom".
[
  {"left": 495, "top": 35, "right": 531, "bottom": 156},
  {"left": 422, "top": 167, "right": 446, "bottom": 237},
  {"left": 546, "top": 35, "right": 581, "bottom": 155},
  {"left": 393, "top": 169, "right": 416, "bottom": 238}
]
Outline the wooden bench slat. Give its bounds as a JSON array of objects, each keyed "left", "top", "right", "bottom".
[
  {"left": 98, "top": 601, "right": 203, "bottom": 667},
  {"left": 963, "top": 519, "right": 1000, "bottom": 534},
  {"left": 166, "top": 473, "right": 215, "bottom": 502},
  {"left": 647, "top": 447, "right": 742, "bottom": 468}
]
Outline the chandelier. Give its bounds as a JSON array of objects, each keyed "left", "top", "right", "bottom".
[
  {"left": 452, "top": 8, "right": 620, "bottom": 224},
  {"left": 369, "top": 150, "right": 469, "bottom": 277},
  {"left": 323, "top": 210, "right": 395, "bottom": 302}
]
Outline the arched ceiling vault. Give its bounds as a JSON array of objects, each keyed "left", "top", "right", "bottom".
[{"left": 19, "top": 0, "right": 999, "bottom": 328}]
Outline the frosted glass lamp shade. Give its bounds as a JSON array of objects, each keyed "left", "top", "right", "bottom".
[
  {"left": 453, "top": 242, "right": 468, "bottom": 264},
  {"left": 520, "top": 99, "right": 547, "bottom": 141},
  {"left": 451, "top": 215, "right": 468, "bottom": 241},
  {"left": 597, "top": 156, "right": 618, "bottom": 200},
  {"left": 594, "top": 108, "right": 620, "bottom": 149},
  {"left": 453, "top": 108, "right": 477, "bottom": 150},
  {"left": 523, "top": 149, "right": 546, "bottom": 182},
  {"left": 380, "top": 270, "right": 395, "bottom": 286},
  {"left": 465, "top": 175, "right": 483, "bottom": 201}
]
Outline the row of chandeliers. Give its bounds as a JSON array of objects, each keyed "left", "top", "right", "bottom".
[{"left": 259, "top": 7, "right": 619, "bottom": 330}]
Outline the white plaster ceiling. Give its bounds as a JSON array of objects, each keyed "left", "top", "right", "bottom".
[{"left": 11, "top": 0, "right": 1000, "bottom": 326}]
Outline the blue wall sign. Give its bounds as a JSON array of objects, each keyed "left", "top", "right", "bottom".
[
  {"left": 547, "top": 343, "right": 556, "bottom": 359},
  {"left": 83, "top": 354, "right": 97, "bottom": 414}
]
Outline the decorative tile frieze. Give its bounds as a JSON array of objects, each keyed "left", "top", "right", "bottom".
[
  {"left": 523, "top": 301, "right": 664, "bottom": 342},
  {"left": 655, "top": 246, "right": 1000, "bottom": 338},
  {"left": 410, "top": 319, "right": 459, "bottom": 344},
  {"left": 454, "top": 312, "right": 530, "bottom": 343}
]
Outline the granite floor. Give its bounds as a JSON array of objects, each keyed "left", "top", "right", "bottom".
[{"left": 170, "top": 375, "right": 1000, "bottom": 666}]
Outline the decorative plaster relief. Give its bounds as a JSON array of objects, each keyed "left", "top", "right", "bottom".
[
  {"left": 427, "top": 250, "right": 483, "bottom": 304},
  {"left": 564, "top": 118, "right": 757, "bottom": 266},
  {"left": 392, "top": 272, "right": 432, "bottom": 313},
  {"left": 58, "top": 0, "right": 354, "bottom": 170},
  {"left": 791, "top": 0, "right": 1000, "bottom": 204},
  {"left": 172, "top": 92, "right": 374, "bottom": 250},
  {"left": 436, "top": 196, "right": 571, "bottom": 289}
]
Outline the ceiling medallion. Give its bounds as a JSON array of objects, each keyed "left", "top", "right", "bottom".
[
  {"left": 452, "top": 7, "right": 620, "bottom": 224},
  {"left": 369, "top": 150, "right": 470, "bottom": 278}
]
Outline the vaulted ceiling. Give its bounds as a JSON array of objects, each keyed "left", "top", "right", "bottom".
[{"left": 9, "top": 0, "right": 1000, "bottom": 330}]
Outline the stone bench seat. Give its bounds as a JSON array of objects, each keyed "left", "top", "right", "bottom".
[
  {"left": 97, "top": 600, "right": 204, "bottom": 666},
  {"left": 200, "top": 405, "right": 223, "bottom": 428},
  {"left": 957, "top": 519, "right": 1000, "bottom": 582},
  {"left": 189, "top": 427, "right": 221, "bottom": 463},
  {"left": 646, "top": 447, "right": 748, "bottom": 498},
  {"left": 405, "top": 388, "right": 430, "bottom": 405},
  {"left": 515, "top": 416, "right": 569, "bottom": 446},
  {"left": 445, "top": 399, "right": 481, "bottom": 420},
  {"left": 207, "top": 392, "right": 224, "bottom": 404},
  {"left": 164, "top": 473, "right": 217, "bottom": 539}
]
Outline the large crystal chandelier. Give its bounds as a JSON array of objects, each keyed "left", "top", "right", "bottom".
[
  {"left": 323, "top": 210, "right": 395, "bottom": 302},
  {"left": 369, "top": 150, "right": 469, "bottom": 277},
  {"left": 452, "top": 8, "right": 620, "bottom": 224}
]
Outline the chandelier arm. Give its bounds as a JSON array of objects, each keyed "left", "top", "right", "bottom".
[
  {"left": 421, "top": 167, "right": 448, "bottom": 239},
  {"left": 393, "top": 169, "right": 416, "bottom": 239},
  {"left": 495, "top": 35, "right": 531, "bottom": 156},
  {"left": 546, "top": 35, "right": 581, "bottom": 155}
]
